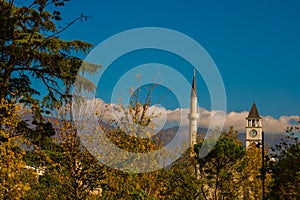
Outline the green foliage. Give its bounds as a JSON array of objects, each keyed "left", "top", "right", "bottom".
[
  {"left": 99, "top": 89, "right": 171, "bottom": 199},
  {"left": 163, "top": 152, "right": 202, "bottom": 200},
  {"left": 241, "top": 144, "right": 272, "bottom": 200},
  {"left": 0, "top": 1, "right": 103, "bottom": 199},
  {"left": 0, "top": 99, "right": 36, "bottom": 199},
  {"left": 195, "top": 127, "right": 246, "bottom": 200},
  {"left": 0, "top": 0, "right": 100, "bottom": 111},
  {"left": 267, "top": 130, "right": 300, "bottom": 199},
  {"left": 101, "top": 128, "right": 165, "bottom": 199},
  {"left": 23, "top": 108, "right": 106, "bottom": 200}
]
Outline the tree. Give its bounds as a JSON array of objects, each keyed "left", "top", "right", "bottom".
[
  {"left": 0, "top": 99, "right": 36, "bottom": 199},
  {"left": 240, "top": 143, "right": 272, "bottom": 200},
  {"left": 99, "top": 104, "right": 163, "bottom": 198},
  {"left": 89, "top": 83, "right": 174, "bottom": 199},
  {"left": 267, "top": 126, "right": 300, "bottom": 199},
  {"left": 0, "top": 0, "right": 98, "bottom": 109},
  {"left": 23, "top": 105, "right": 106, "bottom": 200},
  {"left": 0, "top": 1, "right": 103, "bottom": 198},
  {"left": 25, "top": 83, "right": 161, "bottom": 199},
  {"left": 194, "top": 127, "right": 246, "bottom": 200},
  {"left": 162, "top": 151, "right": 202, "bottom": 200},
  {"left": 58, "top": 110, "right": 106, "bottom": 200}
]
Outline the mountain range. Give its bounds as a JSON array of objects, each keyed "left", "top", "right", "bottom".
[{"left": 155, "top": 126, "right": 287, "bottom": 150}]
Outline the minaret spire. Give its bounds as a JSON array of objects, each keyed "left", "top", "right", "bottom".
[
  {"left": 188, "top": 69, "right": 199, "bottom": 156},
  {"left": 191, "top": 68, "right": 197, "bottom": 97}
]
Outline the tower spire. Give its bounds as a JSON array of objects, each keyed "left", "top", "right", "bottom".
[
  {"left": 191, "top": 68, "right": 197, "bottom": 97},
  {"left": 247, "top": 102, "right": 260, "bottom": 118},
  {"left": 188, "top": 69, "right": 199, "bottom": 156}
]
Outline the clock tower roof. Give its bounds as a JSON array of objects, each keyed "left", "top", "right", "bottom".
[{"left": 247, "top": 102, "right": 260, "bottom": 118}]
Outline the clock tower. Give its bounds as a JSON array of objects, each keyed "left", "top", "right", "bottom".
[{"left": 246, "top": 102, "right": 262, "bottom": 148}]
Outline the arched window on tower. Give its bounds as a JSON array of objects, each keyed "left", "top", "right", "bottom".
[{"left": 252, "top": 119, "right": 255, "bottom": 127}]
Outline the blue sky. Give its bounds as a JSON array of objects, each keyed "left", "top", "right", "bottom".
[{"left": 55, "top": 0, "right": 300, "bottom": 120}]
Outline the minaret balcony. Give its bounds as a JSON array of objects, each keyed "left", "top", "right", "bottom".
[{"left": 188, "top": 113, "right": 199, "bottom": 120}]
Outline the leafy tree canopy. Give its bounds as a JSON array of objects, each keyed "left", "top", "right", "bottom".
[
  {"left": 0, "top": 0, "right": 99, "bottom": 113},
  {"left": 268, "top": 129, "right": 300, "bottom": 199}
]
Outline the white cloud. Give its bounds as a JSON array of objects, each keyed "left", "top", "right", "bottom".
[
  {"left": 73, "top": 98, "right": 168, "bottom": 137},
  {"left": 165, "top": 107, "right": 298, "bottom": 133},
  {"left": 262, "top": 115, "right": 298, "bottom": 133},
  {"left": 77, "top": 98, "right": 298, "bottom": 134}
]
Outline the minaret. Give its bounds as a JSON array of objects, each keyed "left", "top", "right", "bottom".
[
  {"left": 188, "top": 69, "right": 199, "bottom": 155},
  {"left": 246, "top": 102, "right": 263, "bottom": 148}
]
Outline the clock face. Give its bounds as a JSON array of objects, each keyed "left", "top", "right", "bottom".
[{"left": 249, "top": 129, "right": 257, "bottom": 138}]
